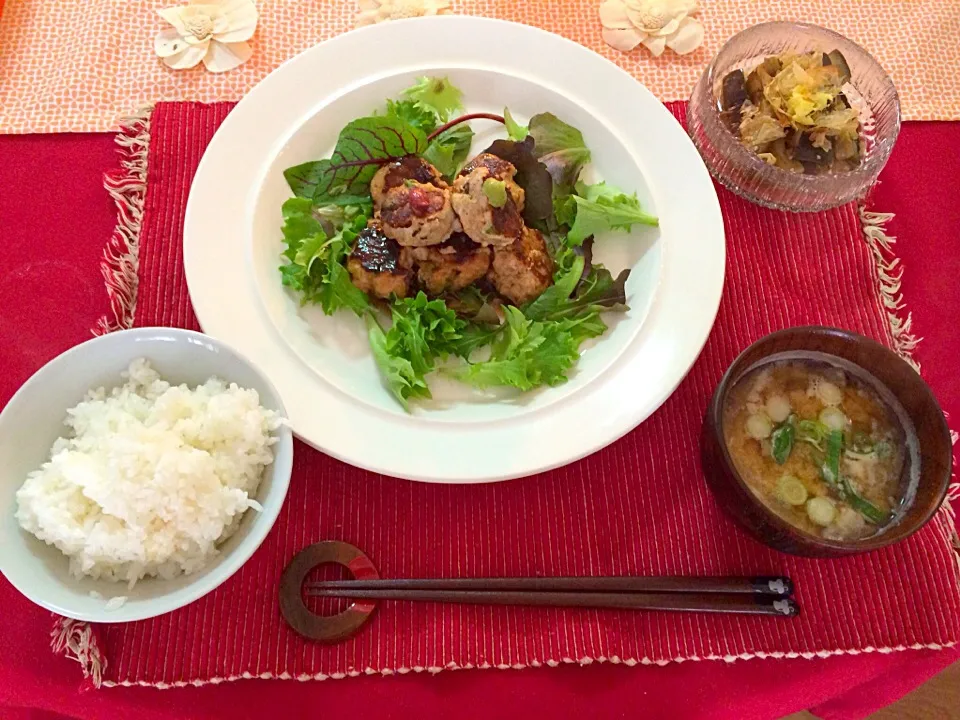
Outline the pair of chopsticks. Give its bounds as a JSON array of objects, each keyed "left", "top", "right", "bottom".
[{"left": 305, "top": 575, "right": 799, "bottom": 617}]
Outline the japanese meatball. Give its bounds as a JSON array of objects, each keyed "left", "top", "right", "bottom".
[
  {"left": 346, "top": 223, "right": 413, "bottom": 299},
  {"left": 450, "top": 154, "right": 526, "bottom": 248},
  {"left": 370, "top": 156, "right": 445, "bottom": 209},
  {"left": 402, "top": 232, "right": 491, "bottom": 295},
  {"left": 378, "top": 181, "right": 457, "bottom": 248},
  {"left": 488, "top": 226, "right": 554, "bottom": 306}
]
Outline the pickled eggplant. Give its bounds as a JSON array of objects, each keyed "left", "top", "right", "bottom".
[{"left": 717, "top": 49, "right": 862, "bottom": 174}]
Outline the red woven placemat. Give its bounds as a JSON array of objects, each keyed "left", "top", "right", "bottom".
[{"left": 70, "top": 101, "right": 960, "bottom": 688}]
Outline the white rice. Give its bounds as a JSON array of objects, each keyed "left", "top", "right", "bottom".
[{"left": 15, "top": 359, "right": 280, "bottom": 588}]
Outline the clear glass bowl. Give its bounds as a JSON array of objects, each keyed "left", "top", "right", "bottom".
[{"left": 687, "top": 22, "right": 901, "bottom": 212}]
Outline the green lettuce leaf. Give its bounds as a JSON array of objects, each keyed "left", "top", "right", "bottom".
[
  {"left": 443, "top": 285, "right": 502, "bottom": 326},
  {"left": 401, "top": 76, "right": 464, "bottom": 121},
  {"left": 523, "top": 253, "right": 585, "bottom": 319},
  {"left": 570, "top": 265, "right": 629, "bottom": 312},
  {"left": 447, "top": 323, "right": 501, "bottom": 359},
  {"left": 454, "top": 307, "right": 580, "bottom": 391},
  {"left": 385, "top": 98, "right": 438, "bottom": 135},
  {"left": 367, "top": 316, "right": 431, "bottom": 410},
  {"left": 525, "top": 254, "right": 628, "bottom": 322},
  {"left": 565, "top": 181, "right": 659, "bottom": 246},
  {"left": 367, "top": 293, "right": 467, "bottom": 409},
  {"left": 387, "top": 292, "right": 465, "bottom": 375},
  {"left": 528, "top": 113, "right": 591, "bottom": 206},
  {"left": 278, "top": 198, "right": 370, "bottom": 316},
  {"left": 283, "top": 116, "right": 427, "bottom": 202},
  {"left": 422, "top": 123, "right": 474, "bottom": 179},
  {"left": 280, "top": 197, "right": 324, "bottom": 252},
  {"left": 320, "top": 251, "right": 370, "bottom": 316},
  {"left": 503, "top": 107, "right": 529, "bottom": 141},
  {"left": 312, "top": 201, "right": 371, "bottom": 235}
]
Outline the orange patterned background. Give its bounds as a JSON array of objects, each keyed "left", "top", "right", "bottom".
[{"left": 0, "top": 0, "right": 957, "bottom": 134}]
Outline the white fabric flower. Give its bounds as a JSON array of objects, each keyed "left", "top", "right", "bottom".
[
  {"left": 355, "top": 0, "right": 451, "bottom": 28},
  {"left": 599, "top": 0, "right": 704, "bottom": 57},
  {"left": 155, "top": 0, "right": 258, "bottom": 73}
]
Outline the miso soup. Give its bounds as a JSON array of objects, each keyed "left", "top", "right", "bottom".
[{"left": 722, "top": 352, "right": 918, "bottom": 541}]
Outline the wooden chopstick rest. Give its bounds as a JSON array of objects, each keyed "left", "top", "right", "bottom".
[{"left": 279, "top": 541, "right": 380, "bottom": 642}]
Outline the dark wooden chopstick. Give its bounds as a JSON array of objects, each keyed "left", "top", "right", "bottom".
[
  {"left": 304, "top": 576, "right": 794, "bottom": 596},
  {"left": 304, "top": 588, "right": 799, "bottom": 617}
]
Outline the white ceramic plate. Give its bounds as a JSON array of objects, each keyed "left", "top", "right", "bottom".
[{"left": 184, "top": 16, "right": 725, "bottom": 483}]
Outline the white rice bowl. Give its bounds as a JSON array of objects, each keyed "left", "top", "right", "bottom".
[{"left": 15, "top": 359, "right": 281, "bottom": 588}]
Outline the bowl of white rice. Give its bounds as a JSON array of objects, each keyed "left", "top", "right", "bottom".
[{"left": 0, "top": 327, "right": 294, "bottom": 623}]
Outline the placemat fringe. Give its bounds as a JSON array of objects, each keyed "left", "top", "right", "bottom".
[
  {"left": 95, "top": 106, "right": 153, "bottom": 335},
  {"left": 53, "top": 106, "right": 154, "bottom": 687},
  {"left": 97, "top": 641, "right": 959, "bottom": 690},
  {"left": 858, "top": 206, "right": 960, "bottom": 581},
  {"left": 51, "top": 617, "right": 105, "bottom": 688},
  {"left": 858, "top": 207, "right": 920, "bottom": 370}
]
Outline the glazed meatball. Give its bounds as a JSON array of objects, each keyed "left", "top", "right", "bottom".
[
  {"left": 488, "top": 226, "right": 554, "bottom": 305},
  {"left": 402, "top": 232, "right": 492, "bottom": 295},
  {"left": 450, "top": 154, "right": 526, "bottom": 248},
  {"left": 346, "top": 223, "right": 414, "bottom": 299},
  {"left": 370, "top": 156, "right": 445, "bottom": 209},
  {"left": 378, "top": 181, "right": 457, "bottom": 247}
]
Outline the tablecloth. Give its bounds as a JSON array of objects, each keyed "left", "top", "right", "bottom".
[{"left": 0, "top": 119, "right": 958, "bottom": 718}]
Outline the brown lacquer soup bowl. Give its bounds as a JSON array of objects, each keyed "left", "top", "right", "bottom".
[{"left": 701, "top": 326, "right": 951, "bottom": 557}]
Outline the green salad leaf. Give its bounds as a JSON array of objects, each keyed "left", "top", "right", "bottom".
[
  {"left": 454, "top": 307, "right": 581, "bottom": 391},
  {"left": 525, "top": 254, "right": 629, "bottom": 324},
  {"left": 384, "top": 98, "right": 439, "bottom": 135},
  {"left": 448, "top": 323, "right": 502, "bottom": 359},
  {"left": 368, "top": 317, "right": 431, "bottom": 410},
  {"left": 280, "top": 197, "right": 324, "bottom": 244},
  {"left": 422, "top": 123, "right": 474, "bottom": 179},
  {"left": 283, "top": 116, "right": 427, "bottom": 202},
  {"left": 528, "top": 113, "right": 591, "bottom": 205},
  {"left": 443, "top": 285, "right": 501, "bottom": 325},
  {"left": 368, "top": 293, "right": 466, "bottom": 408},
  {"left": 522, "top": 253, "right": 586, "bottom": 319},
  {"left": 387, "top": 292, "right": 465, "bottom": 374},
  {"left": 570, "top": 265, "right": 630, "bottom": 312},
  {"left": 564, "top": 182, "right": 659, "bottom": 246},
  {"left": 503, "top": 107, "right": 529, "bottom": 141},
  {"left": 312, "top": 201, "right": 371, "bottom": 234},
  {"left": 279, "top": 198, "right": 370, "bottom": 316},
  {"left": 547, "top": 233, "right": 580, "bottom": 279},
  {"left": 402, "top": 76, "right": 464, "bottom": 121}
]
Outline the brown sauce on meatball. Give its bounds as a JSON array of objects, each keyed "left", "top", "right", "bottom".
[{"left": 352, "top": 225, "right": 405, "bottom": 274}]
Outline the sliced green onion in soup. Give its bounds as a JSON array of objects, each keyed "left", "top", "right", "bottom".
[
  {"left": 746, "top": 413, "right": 773, "bottom": 440},
  {"left": 816, "top": 380, "right": 843, "bottom": 407},
  {"left": 765, "top": 394, "right": 792, "bottom": 423},
  {"left": 818, "top": 406, "right": 847, "bottom": 432},
  {"left": 806, "top": 497, "right": 838, "bottom": 527},
  {"left": 776, "top": 475, "right": 808, "bottom": 506}
]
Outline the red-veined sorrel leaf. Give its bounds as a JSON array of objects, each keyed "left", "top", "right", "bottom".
[{"left": 284, "top": 116, "right": 428, "bottom": 203}]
